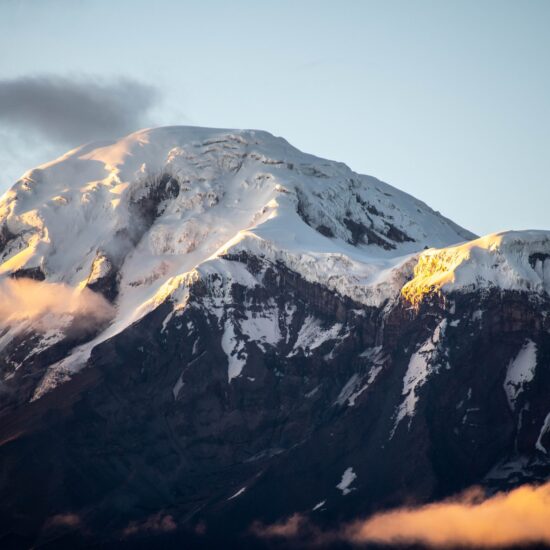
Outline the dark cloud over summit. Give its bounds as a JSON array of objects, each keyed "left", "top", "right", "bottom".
[{"left": 0, "top": 75, "right": 159, "bottom": 146}]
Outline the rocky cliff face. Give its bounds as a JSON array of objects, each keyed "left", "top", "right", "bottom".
[{"left": 0, "top": 127, "right": 549, "bottom": 549}]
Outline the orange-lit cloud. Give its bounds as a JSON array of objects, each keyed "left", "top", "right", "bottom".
[
  {"left": 0, "top": 278, "right": 114, "bottom": 330},
  {"left": 46, "top": 512, "right": 83, "bottom": 529},
  {"left": 346, "top": 483, "right": 550, "bottom": 548},
  {"left": 253, "top": 483, "right": 550, "bottom": 548},
  {"left": 251, "top": 514, "right": 309, "bottom": 539},
  {"left": 123, "top": 512, "right": 177, "bottom": 537}
]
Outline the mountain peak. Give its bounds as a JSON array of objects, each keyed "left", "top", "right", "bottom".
[
  {"left": 0, "top": 124, "right": 479, "bottom": 397},
  {"left": 1, "top": 123, "right": 474, "bottom": 296},
  {"left": 2, "top": 127, "right": 550, "bottom": 548}
]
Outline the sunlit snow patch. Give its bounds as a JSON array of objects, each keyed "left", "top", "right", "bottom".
[{"left": 336, "top": 467, "right": 357, "bottom": 495}]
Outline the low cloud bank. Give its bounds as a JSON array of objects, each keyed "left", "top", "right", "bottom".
[
  {"left": 253, "top": 482, "right": 550, "bottom": 548},
  {"left": 0, "top": 278, "right": 114, "bottom": 330},
  {"left": 346, "top": 483, "right": 550, "bottom": 548}
]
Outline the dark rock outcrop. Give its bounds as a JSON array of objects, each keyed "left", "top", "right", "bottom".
[{"left": 1, "top": 253, "right": 549, "bottom": 549}]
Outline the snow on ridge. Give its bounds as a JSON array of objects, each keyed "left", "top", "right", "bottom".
[
  {"left": 402, "top": 230, "right": 550, "bottom": 305},
  {"left": 218, "top": 223, "right": 419, "bottom": 307}
]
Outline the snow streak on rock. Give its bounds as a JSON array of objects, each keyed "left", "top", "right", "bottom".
[
  {"left": 504, "top": 340, "right": 537, "bottom": 410},
  {"left": 392, "top": 320, "right": 447, "bottom": 436}
]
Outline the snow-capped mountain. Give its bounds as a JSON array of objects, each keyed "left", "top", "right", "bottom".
[
  {"left": 1, "top": 126, "right": 549, "bottom": 549},
  {"left": 0, "top": 126, "right": 474, "bottom": 398}
]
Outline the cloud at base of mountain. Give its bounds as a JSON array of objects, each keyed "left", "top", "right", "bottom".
[{"left": 253, "top": 482, "right": 550, "bottom": 548}]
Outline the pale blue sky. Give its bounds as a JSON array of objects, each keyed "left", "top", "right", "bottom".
[{"left": 1, "top": 0, "right": 549, "bottom": 235}]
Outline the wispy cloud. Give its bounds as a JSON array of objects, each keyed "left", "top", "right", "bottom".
[
  {"left": 46, "top": 512, "right": 83, "bottom": 529},
  {"left": 251, "top": 513, "right": 310, "bottom": 539},
  {"left": 122, "top": 512, "right": 177, "bottom": 537},
  {"left": 0, "top": 74, "right": 159, "bottom": 146},
  {"left": 0, "top": 278, "right": 114, "bottom": 331}
]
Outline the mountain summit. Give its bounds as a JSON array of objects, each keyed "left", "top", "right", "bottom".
[
  {"left": 1, "top": 127, "right": 549, "bottom": 548},
  {"left": 0, "top": 126, "right": 474, "bottom": 394}
]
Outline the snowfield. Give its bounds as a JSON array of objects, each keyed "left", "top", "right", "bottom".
[{"left": 1, "top": 125, "right": 549, "bottom": 397}]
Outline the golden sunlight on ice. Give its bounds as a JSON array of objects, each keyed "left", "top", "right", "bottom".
[{"left": 401, "top": 233, "right": 506, "bottom": 306}]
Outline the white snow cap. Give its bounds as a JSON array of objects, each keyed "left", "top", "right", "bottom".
[
  {"left": 0, "top": 125, "right": 474, "bottom": 310},
  {"left": 1, "top": 125, "right": 546, "bottom": 397},
  {"left": 0, "top": 126, "right": 474, "bottom": 346}
]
